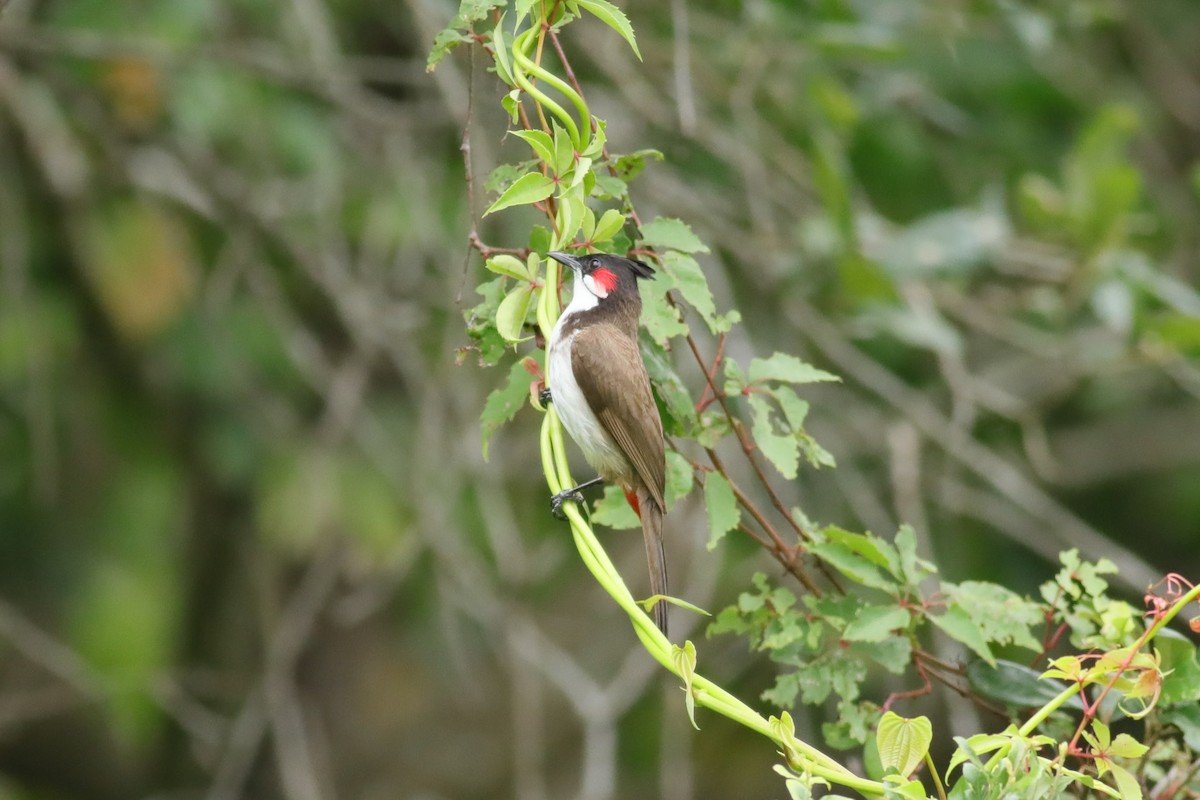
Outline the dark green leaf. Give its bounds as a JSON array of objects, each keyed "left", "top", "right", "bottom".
[
  {"left": 613, "top": 149, "right": 662, "bottom": 182},
  {"left": 967, "top": 660, "right": 1086, "bottom": 710},
  {"left": 1157, "top": 628, "right": 1200, "bottom": 705}
]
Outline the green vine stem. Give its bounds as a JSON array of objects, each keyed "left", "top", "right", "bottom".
[{"left": 535, "top": 349, "right": 885, "bottom": 797}]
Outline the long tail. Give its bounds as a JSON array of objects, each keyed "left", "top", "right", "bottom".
[{"left": 635, "top": 487, "right": 668, "bottom": 636}]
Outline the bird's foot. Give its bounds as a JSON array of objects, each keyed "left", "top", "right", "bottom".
[
  {"left": 538, "top": 386, "right": 553, "bottom": 406},
  {"left": 550, "top": 487, "right": 586, "bottom": 520}
]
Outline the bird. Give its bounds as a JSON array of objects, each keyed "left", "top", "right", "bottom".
[{"left": 544, "top": 250, "right": 669, "bottom": 635}]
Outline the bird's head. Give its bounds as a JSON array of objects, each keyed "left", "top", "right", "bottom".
[{"left": 548, "top": 251, "right": 654, "bottom": 304}]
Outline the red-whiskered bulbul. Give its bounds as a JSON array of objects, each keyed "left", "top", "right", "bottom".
[{"left": 545, "top": 251, "right": 669, "bottom": 635}]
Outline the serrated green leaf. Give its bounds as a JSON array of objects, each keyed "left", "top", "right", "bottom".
[
  {"left": 808, "top": 530, "right": 896, "bottom": 592},
  {"left": 703, "top": 472, "right": 740, "bottom": 550},
  {"left": 481, "top": 358, "right": 534, "bottom": 460},
  {"left": 966, "top": 660, "right": 1085, "bottom": 710},
  {"left": 427, "top": 1, "right": 508, "bottom": 71},
  {"left": 592, "top": 173, "right": 627, "bottom": 199},
  {"left": 640, "top": 274, "right": 688, "bottom": 344},
  {"left": 748, "top": 394, "right": 799, "bottom": 479},
  {"left": 574, "top": 0, "right": 641, "bottom": 59},
  {"left": 1108, "top": 762, "right": 1142, "bottom": 800},
  {"left": 501, "top": 88, "right": 520, "bottom": 123},
  {"left": 661, "top": 251, "right": 720, "bottom": 333},
  {"left": 1157, "top": 628, "right": 1200, "bottom": 705},
  {"left": 591, "top": 208, "right": 625, "bottom": 244},
  {"left": 511, "top": 129, "right": 554, "bottom": 165},
  {"left": 592, "top": 484, "right": 639, "bottom": 529},
  {"left": 876, "top": 712, "right": 932, "bottom": 779},
  {"left": 843, "top": 605, "right": 911, "bottom": 643},
  {"left": 484, "top": 171, "right": 554, "bottom": 215},
  {"left": 640, "top": 216, "right": 709, "bottom": 254},
  {"left": 929, "top": 604, "right": 995, "bottom": 666},
  {"left": 485, "top": 254, "right": 532, "bottom": 281},
  {"left": 942, "top": 581, "right": 1043, "bottom": 652},
  {"left": 665, "top": 450, "right": 693, "bottom": 507},
  {"left": 749, "top": 352, "right": 840, "bottom": 386},
  {"left": 495, "top": 283, "right": 535, "bottom": 342},
  {"left": 570, "top": 155, "right": 591, "bottom": 187}
]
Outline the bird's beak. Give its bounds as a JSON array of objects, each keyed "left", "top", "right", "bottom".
[{"left": 548, "top": 251, "right": 582, "bottom": 272}]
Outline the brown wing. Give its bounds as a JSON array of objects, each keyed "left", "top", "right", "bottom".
[{"left": 570, "top": 323, "right": 665, "bottom": 509}]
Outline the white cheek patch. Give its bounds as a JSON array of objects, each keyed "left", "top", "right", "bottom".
[{"left": 583, "top": 272, "right": 610, "bottom": 299}]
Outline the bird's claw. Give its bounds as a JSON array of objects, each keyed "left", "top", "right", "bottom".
[
  {"left": 550, "top": 488, "right": 585, "bottom": 520},
  {"left": 538, "top": 387, "right": 553, "bottom": 405}
]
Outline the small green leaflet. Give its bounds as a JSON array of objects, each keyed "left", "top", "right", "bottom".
[
  {"left": 748, "top": 352, "right": 840, "bottom": 385},
  {"left": 485, "top": 254, "right": 532, "bottom": 281},
  {"left": 703, "top": 473, "right": 739, "bottom": 550},
  {"left": 484, "top": 172, "right": 555, "bottom": 216},
  {"left": 641, "top": 217, "right": 709, "bottom": 254},
  {"left": 665, "top": 450, "right": 693, "bottom": 508},
  {"left": 480, "top": 357, "right": 534, "bottom": 460},
  {"left": 571, "top": 0, "right": 641, "bottom": 59},
  {"left": 661, "top": 251, "right": 721, "bottom": 333},
  {"left": 640, "top": 274, "right": 689, "bottom": 344}
]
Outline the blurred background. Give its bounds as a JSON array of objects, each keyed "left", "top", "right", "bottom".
[{"left": 1, "top": 0, "right": 1199, "bottom": 798}]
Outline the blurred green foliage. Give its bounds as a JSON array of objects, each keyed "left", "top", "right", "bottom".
[{"left": 0, "top": 0, "right": 1198, "bottom": 797}]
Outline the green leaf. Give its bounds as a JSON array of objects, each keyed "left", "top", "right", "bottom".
[
  {"left": 942, "top": 581, "right": 1043, "bottom": 652},
  {"left": 552, "top": 121, "right": 574, "bottom": 177},
  {"left": 748, "top": 352, "right": 840, "bottom": 386},
  {"left": 966, "top": 660, "right": 1086, "bottom": 710},
  {"left": 555, "top": 187, "right": 586, "bottom": 247},
  {"left": 843, "top": 605, "right": 911, "bottom": 643},
  {"left": 613, "top": 149, "right": 663, "bottom": 182},
  {"left": 495, "top": 283, "right": 535, "bottom": 342},
  {"left": 481, "top": 358, "right": 534, "bottom": 460},
  {"left": 591, "top": 208, "right": 625, "bottom": 244},
  {"left": 876, "top": 712, "right": 932, "bottom": 779},
  {"left": 592, "top": 173, "right": 627, "bottom": 199},
  {"left": 640, "top": 273, "right": 688, "bottom": 344},
  {"left": 484, "top": 171, "right": 555, "bottom": 215},
  {"left": 574, "top": 0, "right": 641, "bottom": 59},
  {"left": 808, "top": 527, "right": 896, "bottom": 592},
  {"left": 1107, "top": 762, "right": 1143, "bottom": 800},
  {"left": 665, "top": 450, "right": 693, "bottom": 507},
  {"left": 485, "top": 254, "right": 532, "bottom": 281},
  {"left": 491, "top": 16, "right": 513, "bottom": 85},
  {"left": 591, "top": 484, "right": 639, "bottom": 529},
  {"left": 640, "top": 216, "right": 709, "bottom": 254},
  {"left": 511, "top": 129, "right": 554, "bottom": 165},
  {"left": 748, "top": 394, "right": 799, "bottom": 479},
  {"left": 703, "top": 473, "right": 740, "bottom": 550},
  {"left": 1156, "top": 628, "right": 1200, "bottom": 705},
  {"left": 426, "top": 0, "right": 508, "bottom": 71},
  {"left": 661, "top": 251, "right": 720, "bottom": 333},
  {"left": 1161, "top": 704, "right": 1200, "bottom": 751},
  {"left": 673, "top": 640, "right": 699, "bottom": 729},
  {"left": 929, "top": 604, "right": 995, "bottom": 666}
]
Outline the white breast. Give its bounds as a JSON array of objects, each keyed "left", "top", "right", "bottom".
[{"left": 548, "top": 296, "right": 628, "bottom": 481}]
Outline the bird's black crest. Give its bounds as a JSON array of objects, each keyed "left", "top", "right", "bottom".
[{"left": 625, "top": 257, "right": 655, "bottom": 280}]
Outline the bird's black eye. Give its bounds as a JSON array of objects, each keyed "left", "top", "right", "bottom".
[{"left": 589, "top": 258, "right": 600, "bottom": 270}]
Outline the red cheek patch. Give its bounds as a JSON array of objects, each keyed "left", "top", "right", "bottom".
[{"left": 592, "top": 267, "right": 618, "bottom": 294}]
